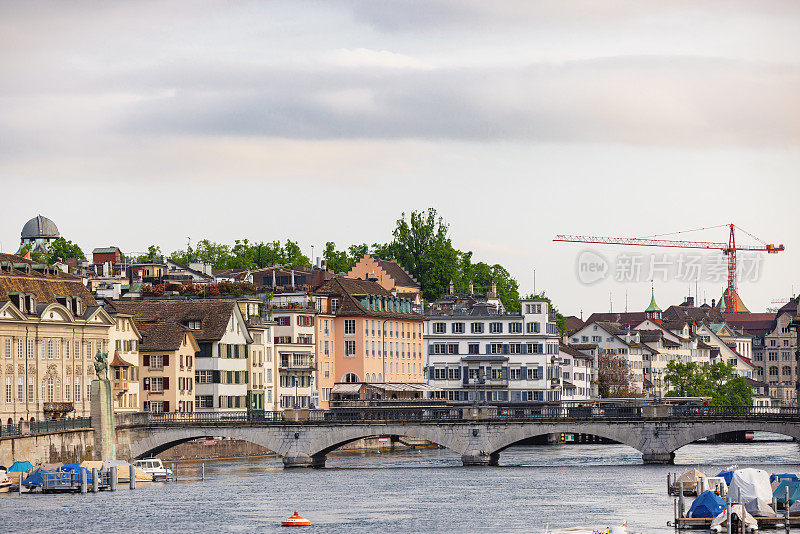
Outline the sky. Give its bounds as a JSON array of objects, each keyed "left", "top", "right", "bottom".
[{"left": 1, "top": 1, "right": 799, "bottom": 316}]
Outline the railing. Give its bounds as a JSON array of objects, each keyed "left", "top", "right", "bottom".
[
  {"left": 0, "top": 417, "right": 91, "bottom": 438},
  {"left": 43, "top": 402, "right": 75, "bottom": 413},
  {"left": 132, "top": 404, "right": 800, "bottom": 426}
]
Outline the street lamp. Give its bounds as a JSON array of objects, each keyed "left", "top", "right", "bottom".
[{"left": 293, "top": 376, "right": 299, "bottom": 409}]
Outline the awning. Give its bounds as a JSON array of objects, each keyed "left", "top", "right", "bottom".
[
  {"left": 331, "top": 383, "right": 363, "bottom": 394},
  {"left": 367, "top": 383, "right": 441, "bottom": 393}
]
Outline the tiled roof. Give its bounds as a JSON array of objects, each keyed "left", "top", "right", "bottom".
[
  {"left": 110, "top": 299, "right": 237, "bottom": 342},
  {"left": 374, "top": 258, "right": 420, "bottom": 288},
  {"left": 0, "top": 256, "right": 96, "bottom": 310},
  {"left": 570, "top": 343, "right": 598, "bottom": 350},
  {"left": 137, "top": 321, "right": 191, "bottom": 351},
  {"left": 316, "top": 277, "right": 422, "bottom": 319},
  {"left": 663, "top": 305, "right": 724, "bottom": 324},
  {"left": 109, "top": 351, "right": 134, "bottom": 366},
  {"left": 559, "top": 342, "right": 593, "bottom": 360},
  {"left": 92, "top": 247, "right": 120, "bottom": 254},
  {"left": 585, "top": 312, "right": 645, "bottom": 327},
  {"left": 564, "top": 316, "right": 585, "bottom": 333}
]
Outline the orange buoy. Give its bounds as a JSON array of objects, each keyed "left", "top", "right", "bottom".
[{"left": 281, "top": 512, "right": 311, "bottom": 527}]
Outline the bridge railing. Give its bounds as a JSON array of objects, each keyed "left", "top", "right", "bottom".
[
  {"left": 0, "top": 423, "right": 21, "bottom": 438},
  {"left": 0, "top": 417, "right": 91, "bottom": 439},
  {"left": 146, "top": 411, "right": 286, "bottom": 425}
]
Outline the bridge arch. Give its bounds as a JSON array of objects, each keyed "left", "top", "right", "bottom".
[
  {"left": 121, "top": 426, "right": 285, "bottom": 461},
  {"left": 667, "top": 421, "right": 800, "bottom": 455},
  {"left": 487, "top": 423, "right": 646, "bottom": 457},
  {"left": 305, "top": 424, "right": 467, "bottom": 459}
]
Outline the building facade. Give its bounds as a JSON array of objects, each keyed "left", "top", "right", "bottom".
[
  {"left": 425, "top": 297, "right": 561, "bottom": 403},
  {"left": 315, "top": 277, "right": 425, "bottom": 409},
  {"left": 0, "top": 253, "right": 114, "bottom": 423},
  {"left": 136, "top": 322, "right": 198, "bottom": 413},
  {"left": 270, "top": 293, "right": 318, "bottom": 410},
  {"left": 106, "top": 313, "right": 141, "bottom": 413}
]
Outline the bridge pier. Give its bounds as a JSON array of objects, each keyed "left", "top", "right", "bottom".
[
  {"left": 642, "top": 451, "right": 675, "bottom": 465},
  {"left": 461, "top": 451, "right": 500, "bottom": 466},
  {"left": 282, "top": 453, "right": 326, "bottom": 469}
]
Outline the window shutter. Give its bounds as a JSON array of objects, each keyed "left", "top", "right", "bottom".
[
  {"left": 537, "top": 366, "right": 544, "bottom": 379},
  {"left": 485, "top": 344, "right": 491, "bottom": 354},
  {"left": 163, "top": 400, "right": 170, "bottom": 412},
  {"left": 520, "top": 366, "right": 527, "bottom": 380},
  {"left": 163, "top": 354, "right": 169, "bottom": 367},
  {"left": 502, "top": 344, "right": 509, "bottom": 355},
  {"left": 521, "top": 344, "right": 528, "bottom": 354},
  {"left": 212, "top": 370, "right": 221, "bottom": 383},
  {"left": 244, "top": 371, "right": 249, "bottom": 384},
  {"left": 428, "top": 366, "right": 434, "bottom": 380},
  {"left": 501, "top": 367, "right": 508, "bottom": 380},
  {"left": 163, "top": 377, "right": 169, "bottom": 390},
  {"left": 462, "top": 367, "right": 469, "bottom": 385},
  {"left": 143, "top": 355, "right": 150, "bottom": 367},
  {"left": 143, "top": 377, "right": 150, "bottom": 391}
]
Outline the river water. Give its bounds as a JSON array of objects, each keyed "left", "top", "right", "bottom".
[{"left": 3, "top": 433, "right": 799, "bottom": 533}]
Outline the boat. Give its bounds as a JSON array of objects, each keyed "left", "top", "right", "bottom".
[
  {"left": 133, "top": 458, "right": 173, "bottom": 480},
  {"left": 281, "top": 512, "right": 311, "bottom": 527},
  {"left": 0, "top": 472, "right": 11, "bottom": 493}
]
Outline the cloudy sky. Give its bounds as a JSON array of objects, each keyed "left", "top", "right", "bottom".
[{"left": 2, "top": 1, "right": 798, "bottom": 315}]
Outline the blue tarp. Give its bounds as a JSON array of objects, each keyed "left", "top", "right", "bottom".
[
  {"left": 774, "top": 480, "right": 800, "bottom": 505},
  {"left": 717, "top": 470, "right": 734, "bottom": 485},
  {"left": 687, "top": 490, "right": 727, "bottom": 519},
  {"left": 771, "top": 473, "right": 799, "bottom": 484},
  {"left": 8, "top": 460, "right": 33, "bottom": 472},
  {"left": 58, "top": 464, "right": 93, "bottom": 483},
  {"left": 21, "top": 467, "right": 58, "bottom": 487}
]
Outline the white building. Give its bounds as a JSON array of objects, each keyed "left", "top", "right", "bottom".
[
  {"left": 559, "top": 343, "right": 594, "bottom": 401},
  {"left": 425, "top": 297, "right": 561, "bottom": 403}
]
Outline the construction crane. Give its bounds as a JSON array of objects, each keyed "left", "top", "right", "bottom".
[{"left": 554, "top": 223, "right": 784, "bottom": 313}]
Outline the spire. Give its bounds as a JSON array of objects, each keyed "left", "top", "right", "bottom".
[{"left": 645, "top": 282, "right": 662, "bottom": 323}]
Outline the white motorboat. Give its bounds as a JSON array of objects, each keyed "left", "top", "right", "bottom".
[{"left": 133, "top": 458, "right": 173, "bottom": 480}]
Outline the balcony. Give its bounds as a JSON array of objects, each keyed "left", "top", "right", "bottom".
[
  {"left": 43, "top": 402, "right": 75, "bottom": 415},
  {"left": 113, "top": 379, "right": 129, "bottom": 392},
  {"left": 280, "top": 356, "right": 315, "bottom": 371}
]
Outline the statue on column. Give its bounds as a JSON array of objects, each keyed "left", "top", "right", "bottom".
[{"left": 93, "top": 349, "right": 109, "bottom": 380}]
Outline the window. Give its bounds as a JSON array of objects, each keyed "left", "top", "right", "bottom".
[
  {"left": 149, "top": 355, "right": 164, "bottom": 370},
  {"left": 4, "top": 338, "right": 10, "bottom": 359},
  {"left": 489, "top": 343, "right": 503, "bottom": 354},
  {"left": 468, "top": 343, "right": 479, "bottom": 355},
  {"left": 509, "top": 343, "right": 521, "bottom": 354},
  {"left": 275, "top": 316, "right": 290, "bottom": 326},
  {"left": 345, "top": 340, "right": 356, "bottom": 357},
  {"left": 526, "top": 322, "right": 541, "bottom": 333},
  {"left": 526, "top": 343, "right": 542, "bottom": 354},
  {"left": 195, "top": 370, "right": 213, "bottom": 384},
  {"left": 509, "top": 323, "right": 522, "bottom": 334},
  {"left": 150, "top": 377, "right": 164, "bottom": 393},
  {"left": 344, "top": 319, "right": 356, "bottom": 336},
  {"left": 510, "top": 368, "right": 521, "bottom": 380},
  {"left": 5, "top": 377, "right": 11, "bottom": 403},
  {"left": 452, "top": 322, "right": 465, "bottom": 334},
  {"left": 17, "top": 377, "right": 23, "bottom": 402},
  {"left": 331, "top": 299, "right": 339, "bottom": 312},
  {"left": 489, "top": 322, "right": 502, "bottom": 334},
  {"left": 433, "top": 322, "right": 446, "bottom": 334},
  {"left": 28, "top": 376, "right": 35, "bottom": 402},
  {"left": 448, "top": 367, "right": 459, "bottom": 380},
  {"left": 434, "top": 367, "right": 446, "bottom": 380},
  {"left": 188, "top": 320, "right": 201, "bottom": 330},
  {"left": 75, "top": 377, "right": 81, "bottom": 401},
  {"left": 527, "top": 367, "right": 540, "bottom": 380}
]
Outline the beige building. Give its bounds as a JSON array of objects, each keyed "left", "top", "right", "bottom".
[
  {"left": 346, "top": 255, "right": 421, "bottom": 306},
  {"left": 106, "top": 313, "right": 142, "bottom": 413},
  {"left": 270, "top": 293, "right": 317, "bottom": 409},
  {"left": 0, "top": 253, "right": 114, "bottom": 423},
  {"left": 136, "top": 321, "right": 198, "bottom": 413}
]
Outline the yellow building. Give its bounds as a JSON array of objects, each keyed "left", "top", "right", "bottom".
[
  {"left": 136, "top": 322, "right": 198, "bottom": 413},
  {"left": 106, "top": 312, "right": 142, "bottom": 413},
  {"left": 0, "top": 253, "right": 114, "bottom": 423}
]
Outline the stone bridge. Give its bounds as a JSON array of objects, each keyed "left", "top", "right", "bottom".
[{"left": 110, "top": 406, "right": 800, "bottom": 468}]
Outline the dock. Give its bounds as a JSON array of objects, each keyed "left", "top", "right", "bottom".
[{"left": 673, "top": 516, "right": 800, "bottom": 529}]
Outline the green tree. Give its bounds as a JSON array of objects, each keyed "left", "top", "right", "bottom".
[
  {"left": 44, "top": 238, "right": 85, "bottom": 263},
  {"left": 664, "top": 360, "right": 752, "bottom": 406},
  {"left": 380, "top": 208, "right": 460, "bottom": 302},
  {"left": 283, "top": 240, "right": 310, "bottom": 266},
  {"left": 323, "top": 242, "right": 352, "bottom": 274}
]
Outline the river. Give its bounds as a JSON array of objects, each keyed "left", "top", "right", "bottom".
[{"left": 3, "top": 433, "right": 799, "bottom": 533}]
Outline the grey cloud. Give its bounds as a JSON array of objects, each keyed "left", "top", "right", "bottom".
[{"left": 113, "top": 56, "right": 800, "bottom": 147}]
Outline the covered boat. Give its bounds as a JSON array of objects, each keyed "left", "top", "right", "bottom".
[
  {"left": 773, "top": 479, "right": 800, "bottom": 505},
  {"left": 21, "top": 466, "right": 60, "bottom": 488},
  {"left": 677, "top": 468, "right": 707, "bottom": 493},
  {"left": 58, "top": 463, "right": 95, "bottom": 484},
  {"left": 709, "top": 504, "right": 757, "bottom": 532},
  {"left": 728, "top": 468, "right": 772, "bottom": 503},
  {"left": 101, "top": 460, "right": 152, "bottom": 482},
  {"left": 745, "top": 497, "right": 777, "bottom": 517},
  {"left": 687, "top": 490, "right": 726, "bottom": 518},
  {"left": 8, "top": 460, "right": 33, "bottom": 472},
  {"left": 790, "top": 501, "right": 800, "bottom": 517},
  {"left": 0, "top": 471, "right": 11, "bottom": 493},
  {"left": 771, "top": 473, "right": 799, "bottom": 490}
]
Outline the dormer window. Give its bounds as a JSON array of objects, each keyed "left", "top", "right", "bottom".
[
  {"left": 10, "top": 293, "right": 24, "bottom": 313},
  {"left": 188, "top": 320, "right": 201, "bottom": 330},
  {"left": 331, "top": 299, "right": 339, "bottom": 313}
]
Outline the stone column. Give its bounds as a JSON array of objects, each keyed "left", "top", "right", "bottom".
[
  {"left": 90, "top": 379, "right": 115, "bottom": 460},
  {"left": 282, "top": 453, "right": 326, "bottom": 468},
  {"left": 461, "top": 451, "right": 499, "bottom": 466},
  {"left": 642, "top": 451, "right": 675, "bottom": 464}
]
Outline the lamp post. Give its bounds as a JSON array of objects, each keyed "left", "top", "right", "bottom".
[{"left": 293, "top": 376, "right": 299, "bottom": 409}]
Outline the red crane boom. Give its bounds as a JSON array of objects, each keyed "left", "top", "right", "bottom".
[{"left": 554, "top": 223, "right": 784, "bottom": 313}]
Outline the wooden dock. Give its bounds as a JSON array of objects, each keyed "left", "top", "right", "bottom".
[
  {"left": 38, "top": 471, "right": 111, "bottom": 493},
  {"left": 673, "top": 516, "right": 800, "bottom": 529}
]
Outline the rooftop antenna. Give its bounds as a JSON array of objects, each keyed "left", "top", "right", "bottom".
[
  {"left": 609, "top": 292, "right": 613, "bottom": 313},
  {"left": 625, "top": 290, "right": 628, "bottom": 313}
]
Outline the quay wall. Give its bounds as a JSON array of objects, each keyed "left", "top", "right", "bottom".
[{"left": 0, "top": 429, "right": 94, "bottom": 466}]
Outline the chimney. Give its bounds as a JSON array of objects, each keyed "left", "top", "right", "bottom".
[
  {"left": 469, "top": 280, "right": 474, "bottom": 295},
  {"left": 490, "top": 279, "right": 497, "bottom": 298},
  {"left": 290, "top": 270, "right": 295, "bottom": 288},
  {"left": 687, "top": 296, "right": 694, "bottom": 307},
  {"left": 449, "top": 280, "right": 454, "bottom": 294}
]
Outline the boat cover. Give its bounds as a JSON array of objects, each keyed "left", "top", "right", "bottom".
[
  {"left": 728, "top": 468, "right": 772, "bottom": 503},
  {"left": 687, "top": 490, "right": 726, "bottom": 518},
  {"left": 58, "top": 463, "right": 95, "bottom": 483},
  {"left": 21, "top": 467, "right": 59, "bottom": 487},
  {"left": 775, "top": 479, "right": 800, "bottom": 505},
  {"left": 678, "top": 468, "right": 707, "bottom": 488},
  {"left": 8, "top": 460, "right": 33, "bottom": 472},
  {"left": 100, "top": 460, "right": 152, "bottom": 482},
  {"left": 771, "top": 473, "right": 799, "bottom": 484},
  {"left": 717, "top": 470, "right": 735, "bottom": 485},
  {"left": 745, "top": 497, "right": 777, "bottom": 517},
  {"left": 710, "top": 504, "right": 757, "bottom": 529},
  {"left": 790, "top": 500, "right": 800, "bottom": 516}
]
